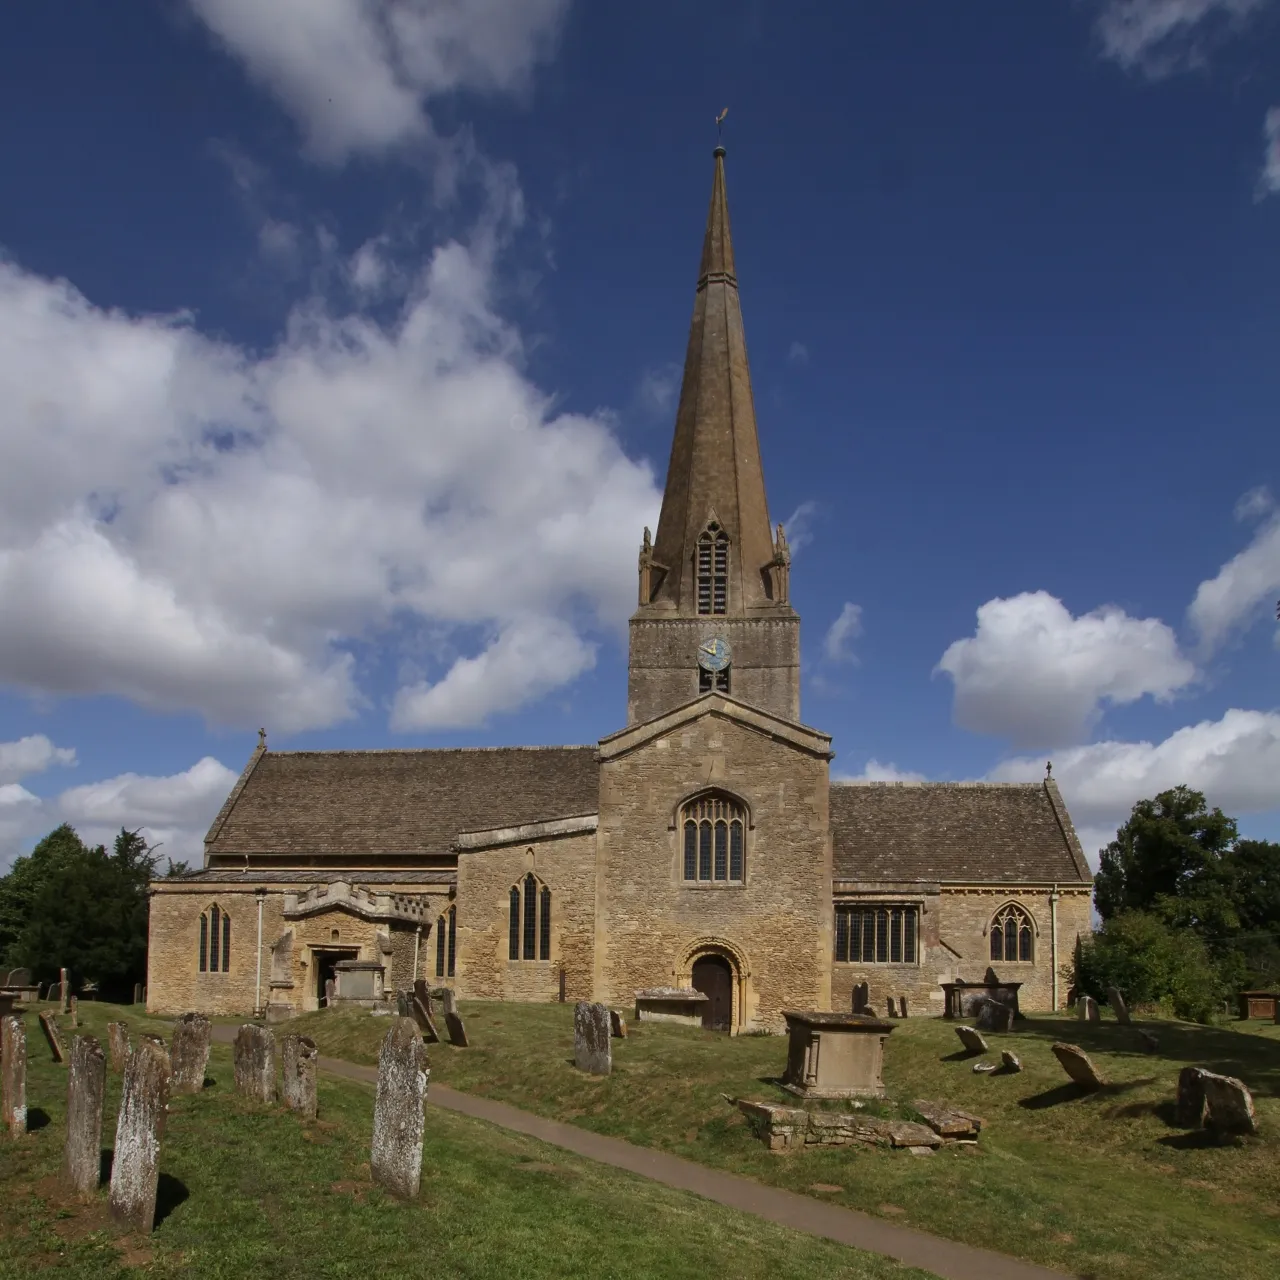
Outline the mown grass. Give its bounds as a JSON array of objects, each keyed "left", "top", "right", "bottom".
[
  {"left": 0, "top": 1001, "right": 921, "bottom": 1279},
  {"left": 284, "top": 999, "right": 1280, "bottom": 1280}
]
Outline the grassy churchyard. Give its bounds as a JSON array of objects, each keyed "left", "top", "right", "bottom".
[{"left": 0, "top": 1000, "right": 922, "bottom": 1280}]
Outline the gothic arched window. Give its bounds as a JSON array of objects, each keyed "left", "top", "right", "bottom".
[
  {"left": 681, "top": 793, "right": 745, "bottom": 883},
  {"left": 508, "top": 875, "right": 551, "bottom": 961},
  {"left": 990, "top": 904, "right": 1034, "bottom": 963},
  {"left": 696, "top": 524, "right": 728, "bottom": 615},
  {"left": 198, "top": 904, "right": 230, "bottom": 973},
  {"left": 435, "top": 906, "right": 456, "bottom": 978}
]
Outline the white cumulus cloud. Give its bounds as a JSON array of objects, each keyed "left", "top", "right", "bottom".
[
  {"left": 0, "top": 735, "right": 77, "bottom": 785},
  {"left": 834, "top": 759, "right": 927, "bottom": 783},
  {"left": 823, "top": 603, "right": 864, "bottom": 664},
  {"left": 1187, "top": 507, "right": 1280, "bottom": 653},
  {"left": 936, "top": 591, "right": 1197, "bottom": 749},
  {"left": 1261, "top": 106, "right": 1280, "bottom": 197},
  {"left": 187, "top": 0, "right": 569, "bottom": 162},
  {"left": 1095, "top": 0, "right": 1270, "bottom": 76}
]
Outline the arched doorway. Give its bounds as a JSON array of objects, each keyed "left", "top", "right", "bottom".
[{"left": 691, "top": 954, "right": 733, "bottom": 1030}]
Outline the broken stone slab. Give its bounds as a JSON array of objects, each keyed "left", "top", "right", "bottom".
[
  {"left": 1107, "top": 986, "right": 1131, "bottom": 1026},
  {"left": 732, "top": 1097, "right": 811, "bottom": 1151},
  {"left": 1078, "top": 995, "right": 1099, "bottom": 1022},
  {"left": 954, "top": 1026, "right": 988, "bottom": 1055},
  {"left": 109, "top": 1035, "right": 170, "bottom": 1234},
  {"left": 62, "top": 1035, "right": 106, "bottom": 1199},
  {"left": 38, "top": 1011, "right": 65, "bottom": 1064},
  {"left": 972, "top": 1061, "right": 997, "bottom": 1074},
  {"left": 609, "top": 1009, "right": 628, "bottom": 1038},
  {"left": 1176, "top": 1066, "right": 1208, "bottom": 1128},
  {"left": 2, "top": 1014, "right": 26, "bottom": 1138},
  {"left": 1051, "top": 1042, "right": 1105, "bottom": 1091},
  {"left": 1000, "top": 1050, "right": 1022, "bottom": 1073},
  {"left": 371, "top": 1017, "right": 428, "bottom": 1199},
  {"left": 280, "top": 1034, "right": 318, "bottom": 1120},
  {"left": 233, "top": 1024, "right": 276, "bottom": 1103},
  {"left": 1199, "top": 1070, "right": 1258, "bottom": 1137},
  {"left": 974, "top": 999, "right": 1014, "bottom": 1033},
  {"left": 885, "top": 1121, "right": 942, "bottom": 1148},
  {"left": 444, "top": 1010, "right": 468, "bottom": 1048},
  {"left": 107, "top": 1022, "right": 130, "bottom": 1073},
  {"left": 410, "top": 996, "right": 440, "bottom": 1044},
  {"left": 573, "top": 1001, "right": 611, "bottom": 1076},
  {"left": 169, "top": 1013, "right": 212, "bottom": 1094},
  {"left": 911, "top": 1099, "right": 984, "bottom": 1137}
]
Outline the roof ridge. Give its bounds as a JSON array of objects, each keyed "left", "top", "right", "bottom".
[
  {"left": 831, "top": 780, "right": 1040, "bottom": 790},
  {"left": 266, "top": 744, "right": 596, "bottom": 757}
]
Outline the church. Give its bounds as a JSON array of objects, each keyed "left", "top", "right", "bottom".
[{"left": 146, "top": 148, "right": 1094, "bottom": 1030}]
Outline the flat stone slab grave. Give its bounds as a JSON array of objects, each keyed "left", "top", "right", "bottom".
[
  {"left": 634, "top": 988, "right": 707, "bottom": 1027},
  {"left": 574, "top": 1001, "right": 611, "bottom": 1076},
  {"left": 782, "top": 1011, "right": 895, "bottom": 1099}
]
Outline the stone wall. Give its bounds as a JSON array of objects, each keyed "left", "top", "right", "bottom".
[
  {"left": 595, "top": 708, "right": 831, "bottom": 1030},
  {"left": 454, "top": 832, "right": 597, "bottom": 1003}
]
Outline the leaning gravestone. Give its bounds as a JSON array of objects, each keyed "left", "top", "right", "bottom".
[
  {"left": 59, "top": 969, "right": 70, "bottom": 1014},
  {"left": 955, "top": 1026, "right": 988, "bottom": 1056},
  {"left": 371, "top": 1017, "right": 428, "bottom": 1199},
  {"left": 851, "top": 981, "right": 869, "bottom": 1015},
  {"left": 573, "top": 1001, "right": 611, "bottom": 1076},
  {"left": 411, "top": 995, "right": 440, "bottom": 1044},
  {"left": 1078, "top": 995, "right": 1099, "bottom": 1022},
  {"left": 1176, "top": 1066, "right": 1208, "bottom": 1128},
  {"left": 38, "top": 1011, "right": 65, "bottom": 1064},
  {"left": 107, "top": 1022, "right": 130, "bottom": 1072},
  {"left": 609, "top": 1009, "right": 628, "bottom": 1038},
  {"left": 899, "top": 997, "right": 909, "bottom": 1018},
  {"left": 63, "top": 1035, "right": 106, "bottom": 1198},
  {"left": 431, "top": 986, "right": 457, "bottom": 1017},
  {"left": 68, "top": 995, "right": 78, "bottom": 1027},
  {"left": 444, "top": 1010, "right": 469, "bottom": 1048},
  {"left": 1001, "top": 1050, "right": 1022, "bottom": 1073},
  {"left": 1107, "top": 987, "right": 1131, "bottom": 1026},
  {"left": 280, "top": 1034, "right": 318, "bottom": 1120},
  {"left": 169, "top": 1013, "right": 212, "bottom": 1094},
  {"left": 109, "top": 1035, "right": 170, "bottom": 1234},
  {"left": 1199, "top": 1070, "right": 1258, "bottom": 1137},
  {"left": 2, "top": 1015, "right": 26, "bottom": 1138},
  {"left": 974, "top": 999, "right": 1014, "bottom": 1033},
  {"left": 1051, "top": 1042, "right": 1105, "bottom": 1091},
  {"left": 233, "top": 1024, "right": 276, "bottom": 1103}
]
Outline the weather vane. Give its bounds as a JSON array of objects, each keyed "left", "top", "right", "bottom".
[{"left": 716, "top": 107, "right": 728, "bottom": 145}]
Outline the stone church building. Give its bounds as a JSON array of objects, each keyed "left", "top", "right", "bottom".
[{"left": 147, "top": 149, "right": 1094, "bottom": 1030}]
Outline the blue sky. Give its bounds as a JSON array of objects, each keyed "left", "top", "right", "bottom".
[{"left": 1, "top": 0, "right": 1278, "bottom": 870}]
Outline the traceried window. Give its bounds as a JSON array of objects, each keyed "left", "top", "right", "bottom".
[
  {"left": 834, "top": 905, "right": 918, "bottom": 965},
  {"left": 198, "top": 904, "right": 230, "bottom": 974},
  {"left": 435, "top": 906, "right": 456, "bottom": 978},
  {"left": 696, "top": 524, "right": 728, "bottom": 615},
  {"left": 990, "top": 904, "right": 1034, "bottom": 963},
  {"left": 508, "top": 874, "right": 551, "bottom": 961},
  {"left": 681, "top": 793, "right": 745, "bottom": 884}
]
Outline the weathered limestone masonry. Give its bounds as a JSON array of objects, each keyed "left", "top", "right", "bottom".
[
  {"left": 371, "top": 1018, "right": 428, "bottom": 1199},
  {"left": 62, "top": 1035, "right": 106, "bottom": 1199},
  {"left": 2, "top": 1014, "right": 26, "bottom": 1137},
  {"left": 109, "top": 1035, "right": 170, "bottom": 1234},
  {"left": 233, "top": 1024, "right": 276, "bottom": 1103},
  {"left": 169, "top": 1012, "right": 211, "bottom": 1094}
]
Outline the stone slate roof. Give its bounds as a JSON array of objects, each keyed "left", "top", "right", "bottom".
[
  {"left": 830, "top": 782, "right": 1091, "bottom": 885},
  {"left": 205, "top": 747, "right": 599, "bottom": 859},
  {"left": 170, "top": 869, "right": 456, "bottom": 885}
]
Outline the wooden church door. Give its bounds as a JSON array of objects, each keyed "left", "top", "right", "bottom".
[{"left": 691, "top": 955, "right": 733, "bottom": 1031}]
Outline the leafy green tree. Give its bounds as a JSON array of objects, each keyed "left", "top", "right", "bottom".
[{"left": 0, "top": 823, "right": 89, "bottom": 965}]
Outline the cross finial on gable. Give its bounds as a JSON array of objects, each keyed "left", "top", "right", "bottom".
[
  {"left": 258, "top": 727, "right": 267, "bottom": 750},
  {"left": 1045, "top": 760, "right": 1052, "bottom": 779}
]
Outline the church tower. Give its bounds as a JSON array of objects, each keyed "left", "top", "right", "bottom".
[{"left": 628, "top": 147, "right": 800, "bottom": 725}]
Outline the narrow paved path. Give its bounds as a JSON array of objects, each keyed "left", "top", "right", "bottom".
[{"left": 210, "top": 1026, "right": 1070, "bottom": 1280}]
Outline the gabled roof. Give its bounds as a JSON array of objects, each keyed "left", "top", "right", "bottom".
[
  {"left": 204, "top": 746, "right": 599, "bottom": 861},
  {"left": 830, "top": 780, "right": 1092, "bottom": 885}
]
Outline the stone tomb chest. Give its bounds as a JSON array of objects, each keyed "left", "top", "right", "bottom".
[
  {"left": 941, "top": 981, "right": 1022, "bottom": 1021},
  {"left": 634, "top": 988, "right": 709, "bottom": 1027},
  {"left": 1237, "top": 991, "right": 1279, "bottom": 1020},
  {"left": 334, "top": 960, "right": 386, "bottom": 1007},
  {"left": 782, "top": 1011, "right": 896, "bottom": 1100}
]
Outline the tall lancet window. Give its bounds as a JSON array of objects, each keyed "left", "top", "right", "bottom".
[{"left": 696, "top": 524, "right": 729, "bottom": 615}]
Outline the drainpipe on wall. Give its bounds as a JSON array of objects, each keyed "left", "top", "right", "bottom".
[
  {"left": 254, "top": 888, "right": 266, "bottom": 1017},
  {"left": 1049, "top": 884, "right": 1060, "bottom": 1012},
  {"left": 413, "top": 926, "right": 421, "bottom": 986}
]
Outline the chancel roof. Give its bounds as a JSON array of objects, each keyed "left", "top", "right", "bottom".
[
  {"left": 205, "top": 746, "right": 599, "bottom": 861},
  {"left": 830, "top": 781, "right": 1092, "bottom": 885}
]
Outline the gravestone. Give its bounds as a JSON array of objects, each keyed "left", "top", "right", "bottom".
[
  {"left": 68, "top": 995, "right": 78, "bottom": 1027},
  {"left": 233, "top": 1024, "right": 276, "bottom": 1103},
  {"left": 851, "top": 982, "right": 869, "bottom": 1015},
  {"left": 132, "top": 983, "right": 143, "bottom": 1006},
  {"left": 1051, "top": 1042, "right": 1105, "bottom": 1091},
  {"left": 170, "top": 1013, "right": 212, "bottom": 1094},
  {"left": 109, "top": 1035, "right": 170, "bottom": 1234},
  {"left": 886, "top": 996, "right": 897, "bottom": 1017},
  {"left": 62, "top": 1035, "right": 106, "bottom": 1198},
  {"left": 1176, "top": 1066, "right": 1207, "bottom": 1128},
  {"left": 573, "top": 1001, "right": 611, "bottom": 1076},
  {"left": 974, "top": 999, "right": 1014, "bottom": 1033},
  {"left": 431, "top": 986, "right": 457, "bottom": 1017},
  {"left": 59, "top": 969, "right": 70, "bottom": 1014},
  {"left": 1107, "top": 986, "right": 1131, "bottom": 1026},
  {"left": 1078, "top": 995, "right": 1099, "bottom": 1022},
  {"left": 396, "top": 991, "right": 411, "bottom": 1019},
  {"left": 898, "top": 997, "right": 908, "bottom": 1019},
  {"left": 2, "top": 1015, "right": 25, "bottom": 1138},
  {"left": 1136, "top": 1029, "right": 1159, "bottom": 1053},
  {"left": 1001, "top": 1050, "right": 1022, "bottom": 1073},
  {"left": 280, "top": 1034, "right": 318, "bottom": 1120},
  {"left": 1199, "top": 1070, "right": 1257, "bottom": 1136},
  {"left": 955, "top": 1026, "right": 988, "bottom": 1056},
  {"left": 323, "top": 978, "right": 336, "bottom": 1007},
  {"left": 609, "top": 1009, "right": 628, "bottom": 1038},
  {"left": 38, "top": 1011, "right": 65, "bottom": 1063},
  {"left": 411, "top": 996, "right": 440, "bottom": 1044},
  {"left": 444, "top": 1010, "right": 469, "bottom": 1048},
  {"left": 6, "top": 968, "right": 30, "bottom": 988},
  {"left": 371, "top": 1017, "right": 428, "bottom": 1199},
  {"left": 107, "top": 1022, "right": 130, "bottom": 1072}
]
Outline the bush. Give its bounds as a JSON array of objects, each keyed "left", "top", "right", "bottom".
[{"left": 1073, "top": 910, "right": 1226, "bottom": 1024}]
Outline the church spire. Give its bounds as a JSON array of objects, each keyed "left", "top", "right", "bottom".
[{"left": 642, "top": 146, "right": 788, "bottom": 616}]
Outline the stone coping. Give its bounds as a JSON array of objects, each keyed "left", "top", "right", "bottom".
[
  {"left": 335, "top": 960, "right": 385, "bottom": 972},
  {"left": 940, "top": 981, "right": 1023, "bottom": 991},
  {"left": 782, "top": 1010, "right": 896, "bottom": 1032},
  {"left": 635, "top": 987, "right": 708, "bottom": 1004}
]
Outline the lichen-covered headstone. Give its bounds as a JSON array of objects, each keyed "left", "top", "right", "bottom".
[
  {"left": 1199, "top": 1070, "right": 1257, "bottom": 1136},
  {"left": 109, "top": 1035, "right": 170, "bottom": 1234},
  {"left": 38, "top": 1010, "right": 65, "bottom": 1064},
  {"left": 955, "top": 1026, "right": 988, "bottom": 1056},
  {"left": 371, "top": 1017, "right": 428, "bottom": 1199},
  {"left": 68, "top": 995, "right": 78, "bottom": 1027},
  {"left": 107, "top": 1022, "right": 130, "bottom": 1072},
  {"left": 1176, "top": 1066, "right": 1207, "bottom": 1128},
  {"left": 169, "top": 1013, "right": 212, "bottom": 1094},
  {"left": 444, "top": 1010, "right": 469, "bottom": 1047},
  {"left": 233, "top": 1024, "right": 276, "bottom": 1103},
  {"left": 609, "top": 1009, "right": 628, "bottom": 1038},
  {"left": 62, "top": 1035, "right": 106, "bottom": 1198},
  {"left": 1106, "top": 986, "right": 1131, "bottom": 1026},
  {"left": 573, "top": 1001, "right": 611, "bottom": 1076},
  {"left": 974, "top": 999, "right": 1014, "bottom": 1033},
  {"left": 1051, "top": 1042, "right": 1105, "bottom": 1091},
  {"left": 280, "top": 1034, "right": 318, "bottom": 1120},
  {"left": 59, "top": 969, "right": 70, "bottom": 1014},
  {"left": 1078, "top": 995, "right": 1099, "bottom": 1022},
  {"left": 2, "top": 1015, "right": 26, "bottom": 1138}
]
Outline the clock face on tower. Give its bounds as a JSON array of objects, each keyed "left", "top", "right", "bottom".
[{"left": 697, "top": 636, "right": 732, "bottom": 673}]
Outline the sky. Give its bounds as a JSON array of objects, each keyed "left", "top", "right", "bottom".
[{"left": 1, "top": 0, "right": 1278, "bottom": 873}]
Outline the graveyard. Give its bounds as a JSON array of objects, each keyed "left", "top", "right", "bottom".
[{"left": 1, "top": 995, "right": 1276, "bottom": 1279}]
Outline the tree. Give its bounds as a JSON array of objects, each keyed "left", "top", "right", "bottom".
[{"left": 0, "top": 823, "right": 89, "bottom": 964}]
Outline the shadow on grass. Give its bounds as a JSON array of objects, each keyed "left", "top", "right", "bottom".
[
  {"left": 202, "top": 1075, "right": 217, "bottom": 1088},
  {"left": 154, "top": 1173, "right": 189, "bottom": 1228},
  {"left": 26, "top": 1107, "right": 51, "bottom": 1132},
  {"left": 940, "top": 1049, "right": 977, "bottom": 1063},
  {"left": 1019, "top": 1078, "right": 1156, "bottom": 1111},
  {"left": 99, "top": 1148, "right": 113, "bottom": 1186}
]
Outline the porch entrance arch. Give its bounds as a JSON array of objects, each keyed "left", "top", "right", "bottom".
[{"left": 691, "top": 955, "right": 733, "bottom": 1030}]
